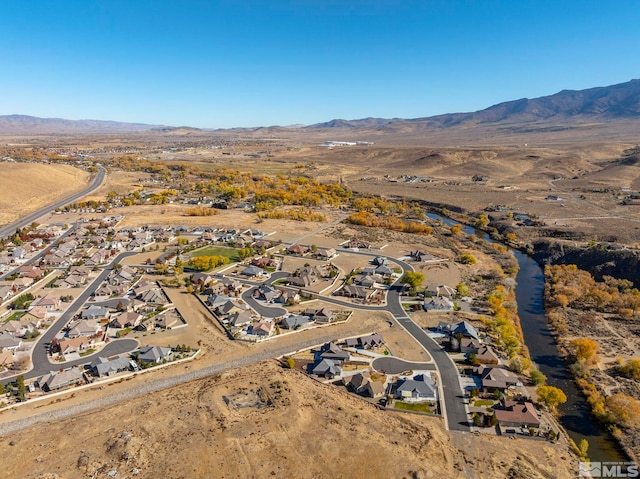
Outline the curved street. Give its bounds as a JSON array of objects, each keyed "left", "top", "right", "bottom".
[
  {"left": 239, "top": 244, "right": 470, "bottom": 432},
  {"left": 2, "top": 250, "right": 140, "bottom": 384}
]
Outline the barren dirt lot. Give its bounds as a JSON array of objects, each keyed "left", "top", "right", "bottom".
[
  {"left": 0, "top": 361, "right": 576, "bottom": 479},
  {"left": 0, "top": 162, "right": 90, "bottom": 225}
]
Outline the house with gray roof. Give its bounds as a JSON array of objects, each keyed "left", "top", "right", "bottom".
[
  {"left": 319, "top": 342, "right": 350, "bottom": 362},
  {"left": 38, "top": 367, "right": 84, "bottom": 392},
  {"left": 395, "top": 374, "right": 437, "bottom": 402},
  {"left": 240, "top": 266, "right": 268, "bottom": 278},
  {"left": 310, "top": 358, "right": 341, "bottom": 379},
  {"left": 280, "top": 314, "right": 310, "bottom": 330},
  {"left": 82, "top": 306, "right": 110, "bottom": 320},
  {"left": 0, "top": 334, "right": 22, "bottom": 351},
  {"left": 227, "top": 311, "right": 253, "bottom": 327},
  {"left": 424, "top": 296, "right": 454, "bottom": 312},
  {"left": 67, "top": 319, "right": 101, "bottom": 338},
  {"left": 137, "top": 345, "right": 173, "bottom": 365},
  {"left": 90, "top": 356, "right": 131, "bottom": 377}
]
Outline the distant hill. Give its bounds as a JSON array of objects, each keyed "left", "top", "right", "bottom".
[
  {"left": 0, "top": 114, "right": 163, "bottom": 134},
  {"left": 306, "top": 79, "right": 640, "bottom": 130},
  {"left": 2, "top": 79, "right": 639, "bottom": 139}
]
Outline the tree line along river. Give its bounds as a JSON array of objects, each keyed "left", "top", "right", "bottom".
[{"left": 426, "top": 212, "right": 626, "bottom": 463}]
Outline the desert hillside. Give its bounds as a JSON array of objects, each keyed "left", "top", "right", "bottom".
[
  {"left": 1, "top": 361, "right": 576, "bottom": 479},
  {"left": 0, "top": 162, "right": 90, "bottom": 226}
]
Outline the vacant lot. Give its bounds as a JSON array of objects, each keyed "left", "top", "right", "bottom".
[
  {"left": 0, "top": 361, "right": 577, "bottom": 479},
  {"left": 0, "top": 162, "right": 90, "bottom": 225}
]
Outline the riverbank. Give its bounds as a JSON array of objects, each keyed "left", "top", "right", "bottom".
[
  {"left": 543, "top": 262, "right": 640, "bottom": 461},
  {"left": 427, "top": 209, "right": 629, "bottom": 464}
]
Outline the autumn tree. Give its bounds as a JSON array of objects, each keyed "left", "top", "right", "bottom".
[
  {"left": 571, "top": 338, "right": 599, "bottom": 365},
  {"left": 400, "top": 271, "right": 425, "bottom": 294},
  {"left": 458, "top": 254, "right": 477, "bottom": 265},
  {"left": 606, "top": 393, "right": 640, "bottom": 428},
  {"left": 475, "top": 214, "right": 489, "bottom": 229},
  {"left": 530, "top": 369, "right": 547, "bottom": 386},
  {"left": 536, "top": 385, "right": 567, "bottom": 412},
  {"left": 618, "top": 358, "right": 640, "bottom": 380}
]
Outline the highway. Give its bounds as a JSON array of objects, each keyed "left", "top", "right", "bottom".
[{"left": 0, "top": 164, "right": 106, "bottom": 240}]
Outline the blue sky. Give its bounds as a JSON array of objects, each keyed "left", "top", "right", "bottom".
[{"left": 1, "top": 1, "right": 638, "bottom": 128}]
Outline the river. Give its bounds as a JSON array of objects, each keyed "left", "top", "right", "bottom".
[{"left": 426, "top": 212, "right": 627, "bottom": 463}]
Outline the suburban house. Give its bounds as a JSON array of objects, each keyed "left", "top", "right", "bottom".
[
  {"left": 437, "top": 320, "right": 480, "bottom": 341},
  {"left": 253, "top": 285, "right": 280, "bottom": 303},
  {"left": 251, "top": 320, "right": 274, "bottom": 337},
  {"left": 476, "top": 366, "right": 521, "bottom": 393},
  {"left": 475, "top": 345, "right": 500, "bottom": 365},
  {"left": 154, "top": 309, "right": 182, "bottom": 329},
  {"left": 460, "top": 337, "right": 482, "bottom": 354},
  {"left": 67, "top": 319, "right": 102, "bottom": 338},
  {"left": 337, "top": 284, "right": 376, "bottom": 301},
  {"left": 274, "top": 289, "right": 300, "bottom": 305},
  {"left": 251, "top": 256, "right": 277, "bottom": 269},
  {"left": 0, "top": 286, "right": 14, "bottom": 302},
  {"left": 227, "top": 311, "right": 253, "bottom": 328},
  {"left": 137, "top": 345, "right": 173, "bottom": 365},
  {"left": 280, "top": 314, "right": 310, "bottom": 330},
  {"left": 315, "top": 247, "right": 336, "bottom": 260},
  {"left": 54, "top": 336, "right": 94, "bottom": 355},
  {"left": 304, "top": 307, "right": 334, "bottom": 324},
  {"left": 286, "top": 266, "right": 323, "bottom": 288},
  {"left": 82, "top": 306, "right": 111, "bottom": 321},
  {"left": 310, "top": 358, "right": 341, "bottom": 379},
  {"left": 287, "top": 244, "right": 309, "bottom": 256},
  {"left": 425, "top": 284, "right": 456, "bottom": 298},
  {"left": 493, "top": 400, "right": 541, "bottom": 428},
  {"left": 206, "top": 293, "right": 232, "bottom": 309},
  {"left": 217, "top": 300, "right": 249, "bottom": 316},
  {"left": 138, "top": 288, "right": 168, "bottom": 306},
  {"left": 110, "top": 311, "right": 143, "bottom": 329},
  {"left": 38, "top": 368, "right": 84, "bottom": 392},
  {"left": 319, "top": 342, "right": 350, "bottom": 362},
  {"left": 345, "top": 333, "right": 385, "bottom": 350},
  {"left": 424, "top": 296, "right": 454, "bottom": 312},
  {"left": 0, "top": 334, "right": 22, "bottom": 351},
  {"left": 31, "top": 294, "right": 60, "bottom": 311},
  {"left": 90, "top": 356, "right": 132, "bottom": 377},
  {"left": 344, "top": 371, "right": 386, "bottom": 398},
  {"left": 240, "top": 266, "right": 268, "bottom": 278},
  {"left": 395, "top": 374, "right": 437, "bottom": 402}
]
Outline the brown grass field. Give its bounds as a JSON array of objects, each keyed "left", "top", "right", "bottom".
[
  {"left": 0, "top": 161, "right": 90, "bottom": 225},
  {"left": 2, "top": 361, "right": 576, "bottom": 479}
]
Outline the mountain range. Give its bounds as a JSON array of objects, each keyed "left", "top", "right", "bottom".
[{"left": 1, "top": 79, "right": 639, "bottom": 136}]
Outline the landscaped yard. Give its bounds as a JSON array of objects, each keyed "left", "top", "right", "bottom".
[
  {"left": 473, "top": 399, "right": 495, "bottom": 407},
  {"left": 393, "top": 400, "right": 435, "bottom": 413},
  {"left": 5, "top": 311, "right": 26, "bottom": 322},
  {"left": 191, "top": 245, "right": 242, "bottom": 262}
]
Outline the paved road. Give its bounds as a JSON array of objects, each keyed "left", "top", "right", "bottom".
[
  {"left": 1, "top": 251, "right": 140, "bottom": 384},
  {"left": 241, "top": 288, "right": 288, "bottom": 318},
  {"left": 372, "top": 357, "right": 435, "bottom": 374},
  {"left": 241, "top": 243, "right": 471, "bottom": 432},
  {"left": 0, "top": 165, "right": 106, "bottom": 240}
]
